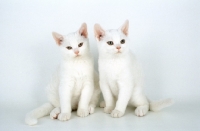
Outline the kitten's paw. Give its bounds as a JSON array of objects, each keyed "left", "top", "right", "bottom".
[
  {"left": 100, "top": 101, "right": 105, "bottom": 108},
  {"left": 88, "top": 104, "right": 96, "bottom": 114},
  {"left": 50, "top": 107, "right": 60, "bottom": 119},
  {"left": 104, "top": 106, "right": 114, "bottom": 114},
  {"left": 135, "top": 105, "right": 149, "bottom": 117},
  {"left": 111, "top": 110, "right": 124, "bottom": 118},
  {"left": 58, "top": 113, "right": 71, "bottom": 121},
  {"left": 77, "top": 109, "right": 89, "bottom": 117}
]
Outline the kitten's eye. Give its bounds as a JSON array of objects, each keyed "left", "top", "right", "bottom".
[
  {"left": 120, "top": 39, "right": 125, "bottom": 44},
  {"left": 66, "top": 46, "right": 72, "bottom": 50},
  {"left": 107, "top": 41, "right": 114, "bottom": 45},
  {"left": 78, "top": 42, "right": 83, "bottom": 47}
]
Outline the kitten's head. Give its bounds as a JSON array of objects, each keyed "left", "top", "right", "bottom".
[
  {"left": 94, "top": 20, "right": 130, "bottom": 57},
  {"left": 52, "top": 23, "right": 89, "bottom": 58}
]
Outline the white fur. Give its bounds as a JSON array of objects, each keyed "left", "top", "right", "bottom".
[
  {"left": 94, "top": 20, "right": 174, "bottom": 118},
  {"left": 25, "top": 23, "right": 100, "bottom": 125}
]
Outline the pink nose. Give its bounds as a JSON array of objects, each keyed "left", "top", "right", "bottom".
[
  {"left": 116, "top": 46, "right": 121, "bottom": 50},
  {"left": 74, "top": 50, "right": 79, "bottom": 55}
]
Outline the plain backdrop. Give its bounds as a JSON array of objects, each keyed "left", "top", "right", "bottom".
[{"left": 0, "top": 0, "right": 200, "bottom": 131}]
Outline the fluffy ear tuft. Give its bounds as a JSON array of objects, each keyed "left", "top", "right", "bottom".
[
  {"left": 52, "top": 32, "right": 63, "bottom": 46},
  {"left": 120, "top": 20, "right": 129, "bottom": 36},
  {"left": 94, "top": 24, "right": 105, "bottom": 41},
  {"left": 79, "top": 23, "right": 88, "bottom": 38}
]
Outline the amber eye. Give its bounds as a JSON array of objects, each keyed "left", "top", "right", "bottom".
[
  {"left": 78, "top": 42, "right": 83, "bottom": 47},
  {"left": 66, "top": 46, "right": 72, "bottom": 50},
  {"left": 107, "top": 41, "right": 114, "bottom": 45},
  {"left": 120, "top": 39, "right": 125, "bottom": 44}
]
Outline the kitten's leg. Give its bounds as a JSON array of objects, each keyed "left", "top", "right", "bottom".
[
  {"left": 77, "top": 81, "right": 93, "bottom": 117},
  {"left": 88, "top": 88, "right": 101, "bottom": 114},
  {"left": 100, "top": 81, "right": 115, "bottom": 114},
  {"left": 58, "top": 77, "right": 74, "bottom": 121},
  {"left": 131, "top": 92, "right": 149, "bottom": 117},
  {"left": 111, "top": 81, "right": 132, "bottom": 118},
  {"left": 89, "top": 71, "right": 101, "bottom": 113},
  {"left": 50, "top": 107, "right": 61, "bottom": 119}
]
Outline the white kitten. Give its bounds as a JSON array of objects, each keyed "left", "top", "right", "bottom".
[
  {"left": 25, "top": 23, "right": 100, "bottom": 125},
  {"left": 94, "top": 20, "right": 174, "bottom": 118}
]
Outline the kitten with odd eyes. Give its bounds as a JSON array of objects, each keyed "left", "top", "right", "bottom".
[
  {"left": 94, "top": 20, "right": 174, "bottom": 118},
  {"left": 25, "top": 23, "right": 100, "bottom": 125}
]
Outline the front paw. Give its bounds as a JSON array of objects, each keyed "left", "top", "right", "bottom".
[
  {"left": 104, "top": 106, "right": 115, "bottom": 114},
  {"left": 77, "top": 109, "right": 89, "bottom": 117},
  {"left": 135, "top": 105, "right": 149, "bottom": 117},
  {"left": 111, "top": 110, "right": 124, "bottom": 118},
  {"left": 50, "top": 107, "right": 60, "bottom": 119},
  {"left": 58, "top": 113, "right": 71, "bottom": 121}
]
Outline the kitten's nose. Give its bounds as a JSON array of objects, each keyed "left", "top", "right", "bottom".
[
  {"left": 75, "top": 51, "right": 79, "bottom": 55},
  {"left": 116, "top": 46, "right": 121, "bottom": 50},
  {"left": 74, "top": 48, "right": 79, "bottom": 55}
]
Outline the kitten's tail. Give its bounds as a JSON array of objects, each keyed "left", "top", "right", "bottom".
[
  {"left": 149, "top": 98, "right": 174, "bottom": 112},
  {"left": 25, "top": 103, "right": 54, "bottom": 126}
]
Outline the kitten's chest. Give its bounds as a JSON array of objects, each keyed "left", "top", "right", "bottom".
[
  {"left": 67, "top": 60, "right": 93, "bottom": 96},
  {"left": 67, "top": 59, "right": 93, "bottom": 77},
  {"left": 73, "top": 77, "right": 84, "bottom": 96},
  {"left": 100, "top": 58, "right": 129, "bottom": 78}
]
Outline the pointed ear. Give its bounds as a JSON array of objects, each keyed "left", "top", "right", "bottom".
[
  {"left": 94, "top": 24, "right": 105, "bottom": 41},
  {"left": 79, "top": 23, "right": 88, "bottom": 38},
  {"left": 52, "top": 32, "right": 63, "bottom": 46},
  {"left": 120, "top": 20, "right": 129, "bottom": 36}
]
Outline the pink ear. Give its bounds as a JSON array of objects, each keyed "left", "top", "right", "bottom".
[
  {"left": 94, "top": 24, "right": 105, "bottom": 41},
  {"left": 79, "top": 23, "right": 88, "bottom": 38},
  {"left": 120, "top": 20, "right": 129, "bottom": 36},
  {"left": 52, "top": 32, "right": 63, "bottom": 46}
]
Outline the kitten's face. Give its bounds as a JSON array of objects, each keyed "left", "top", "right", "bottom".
[
  {"left": 52, "top": 23, "right": 89, "bottom": 58},
  {"left": 59, "top": 32, "right": 89, "bottom": 58},
  {"left": 97, "top": 29, "right": 129, "bottom": 55},
  {"left": 94, "top": 20, "right": 129, "bottom": 57}
]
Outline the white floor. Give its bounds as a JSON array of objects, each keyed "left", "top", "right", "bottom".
[{"left": 1, "top": 101, "right": 199, "bottom": 131}]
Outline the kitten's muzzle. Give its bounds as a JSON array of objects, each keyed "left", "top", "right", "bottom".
[
  {"left": 116, "top": 44, "right": 121, "bottom": 50},
  {"left": 73, "top": 48, "right": 79, "bottom": 55},
  {"left": 116, "top": 45, "right": 121, "bottom": 52},
  {"left": 116, "top": 46, "right": 121, "bottom": 50}
]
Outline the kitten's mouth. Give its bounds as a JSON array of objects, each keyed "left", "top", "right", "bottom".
[{"left": 117, "top": 50, "right": 121, "bottom": 53}]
